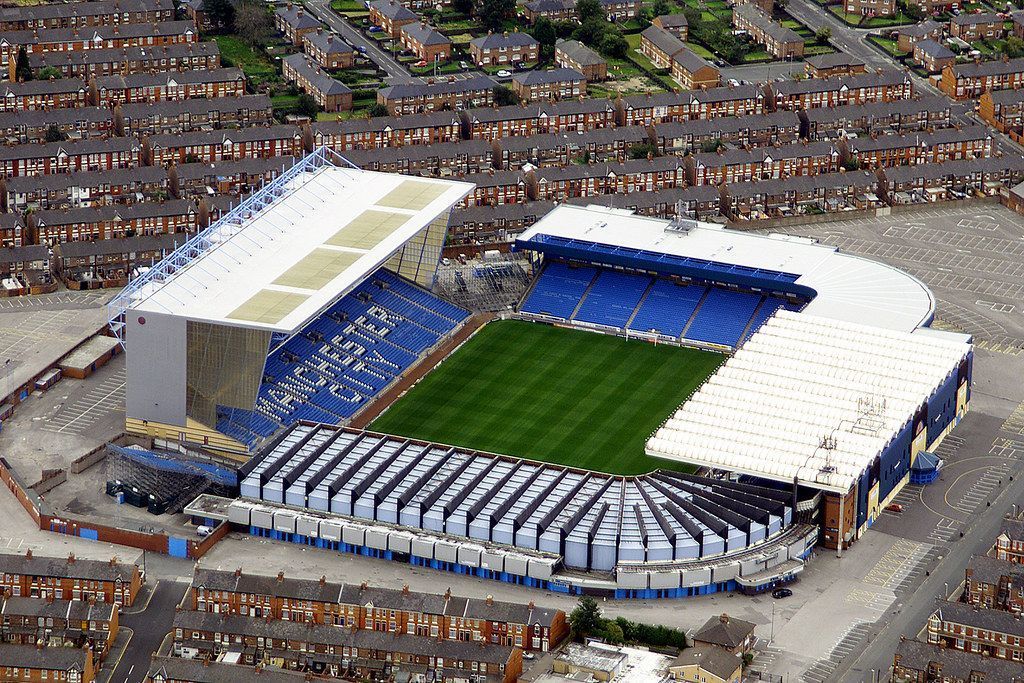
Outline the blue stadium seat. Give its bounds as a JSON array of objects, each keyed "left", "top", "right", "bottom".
[
  {"left": 684, "top": 289, "right": 762, "bottom": 347},
  {"left": 573, "top": 270, "right": 651, "bottom": 328},
  {"left": 628, "top": 280, "right": 707, "bottom": 338},
  {"left": 520, "top": 262, "right": 597, "bottom": 320},
  {"left": 235, "top": 268, "right": 469, "bottom": 439}
]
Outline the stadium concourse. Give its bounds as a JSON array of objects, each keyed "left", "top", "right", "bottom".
[{"left": 115, "top": 152, "right": 971, "bottom": 599}]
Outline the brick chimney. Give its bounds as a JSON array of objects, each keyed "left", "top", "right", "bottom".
[
  {"left": 235, "top": 567, "right": 242, "bottom": 577},
  {"left": 277, "top": 571, "right": 284, "bottom": 583},
  {"left": 402, "top": 584, "right": 410, "bottom": 594},
  {"left": 25, "top": 549, "right": 31, "bottom": 560},
  {"left": 528, "top": 601, "right": 535, "bottom": 610},
  {"left": 485, "top": 595, "right": 494, "bottom": 606},
  {"left": 320, "top": 575, "right": 326, "bottom": 585},
  {"left": 67, "top": 553, "right": 76, "bottom": 564},
  {"left": 719, "top": 613, "right": 729, "bottom": 624},
  {"left": 360, "top": 581, "right": 368, "bottom": 591}
]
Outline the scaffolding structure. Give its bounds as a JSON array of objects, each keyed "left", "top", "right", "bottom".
[
  {"left": 433, "top": 253, "right": 534, "bottom": 312},
  {"left": 105, "top": 444, "right": 236, "bottom": 514}
]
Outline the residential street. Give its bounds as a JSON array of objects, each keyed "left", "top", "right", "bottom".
[
  {"left": 107, "top": 580, "right": 189, "bottom": 683},
  {"left": 304, "top": 0, "right": 420, "bottom": 83}
]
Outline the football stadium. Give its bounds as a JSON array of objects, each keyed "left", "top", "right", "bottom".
[{"left": 113, "top": 151, "right": 973, "bottom": 599}]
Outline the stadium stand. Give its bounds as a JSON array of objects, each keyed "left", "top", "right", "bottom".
[
  {"left": 216, "top": 269, "right": 469, "bottom": 447},
  {"left": 233, "top": 423, "right": 818, "bottom": 598},
  {"left": 520, "top": 260, "right": 791, "bottom": 349}
]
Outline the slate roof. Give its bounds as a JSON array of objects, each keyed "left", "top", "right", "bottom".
[
  {"left": 670, "top": 645, "right": 743, "bottom": 680},
  {"left": 55, "top": 233, "right": 186, "bottom": 258},
  {"left": 672, "top": 46, "right": 716, "bottom": 74},
  {"left": 94, "top": 67, "right": 244, "bottom": 90},
  {"left": 283, "top": 53, "right": 352, "bottom": 96},
  {"left": 0, "top": 643, "right": 89, "bottom": 671},
  {"left": 513, "top": 67, "right": 585, "bottom": 86},
  {"left": 895, "top": 20, "right": 942, "bottom": 37},
  {"left": 915, "top": 39, "right": 954, "bottom": 59},
  {"left": 951, "top": 11, "right": 1001, "bottom": 25},
  {"left": 0, "top": 78, "right": 87, "bottom": 97},
  {"left": 275, "top": 4, "right": 321, "bottom": 30},
  {"left": 968, "top": 554, "right": 1024, "bottom": 587},
  {"left": 28, "top": 42, "right": 220, "bottom": 69},
  {"left": 303, "top": 28, "right": 354, "bottom": 55},
  {"left": 802, "top": 95, "right": 950, "bottom": 124},
  {"left": 148, "top": 656, "right": 309, "bottom": 683},
  {"left": 655, "top": 13, "right": 689, "bottom": 29},
  {"left": 400, "top": 22, "right": 451, "bottom": 46},
  {"left": 733, "top": 3, "right": 803, "bottom": 44},
  {"left": 952, "top": 57, "right": 1024, "bottom": 77},
  {"left": 312, "top": 111, "right": 459, "bottom": 135},
  {"left": 0, "top": 245, "right": 48, "bottom": 266},
  {"left": 555, "top": 39, "right": 605, "bottom": 66},
  {"left": 470, "top": 32, "right": 539, "bottom": 50},
  {"left": 0, "top": 553, "right": 139, "bottom": 583},
  {"left": 773, "top": 70, "right": 908, "bottom": 96},
  {"left": 368, "top": 0, "right": 417, "bottom": 21},
  {"left": 805, "top": 53, "right": 865, "bottom": 70},
  {"left": 380, "top": 75, "right": 497, "bottom": 99},
  {"left": 191, "top": 567, "right": 345, "bottom": 603},
  {"left": 932, "top": 599, "right": 1024, "bottom": 635},
  {"left": 175, "top": 157, "right": 297, "bottom": 181},
  {"left": 641, "top": 24, "right": 686, "bottom": 56},
  {"left": 895, "top": 639, "right": 1024, "bottom": 681},
  {"left": 5, "top": 165, "right": 168, "bottom": 193},
  {"left": 120, "top": 94, "right": 272, "bottom": 119},
  {"left": 0, "top": 136, "right": 138, "bottom": 161},
  {"left": 33, "top": 200, "right": 195, "bottom": 227},
  {"left": 692, "top": 614, "right": 756, "bottom": 649},
  {"left": 725, "top": 170, "right": 878, "bottom": 197}
]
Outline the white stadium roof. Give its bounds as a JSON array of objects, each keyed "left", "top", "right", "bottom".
[
  {"left": 518, "top": 205, "right": 936, "bottom": 333},
  {"left": 126, "top": 164, "right": 472, "bottom": 332},
  {"left": 646, "top": 310, "right": 971, "bottom": 492}
]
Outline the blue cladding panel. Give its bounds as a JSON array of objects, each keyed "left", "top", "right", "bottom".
[
  {"left": 169, "top": 537, "right": 189, "bottom": 558},
  {"left": 79, "top": 528, "right": 99, "bottom": 541},
  {"left": 927, "top": 372, "right": 958, "bottom": 444},
  {"left": 520, "top": 262, "right": 596, "bottom": 318},
  {"left": 879, "top": 423, "right": 911, "bottom": 503}
]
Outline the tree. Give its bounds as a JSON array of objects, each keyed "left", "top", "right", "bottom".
[
  {"left": 531, "top": 16, "right": 558, "bottom": 47},
  {"left": 572, "top": 18, "right": 608, "bottom": 47},
  {"left": 575, "top": 0, "right": 604, "bottom": 23},
  {"left": 603, "top": 622, "right": 625, "bottom": 644},
  {"left": 234, "top": 0, "right": 273, "bottom": 47},
  {"left": 296, "top": 93, "right": 320, "bottom": 118},
  {"left": 205, "top": 0, "right": 236, "bottom": 31},
  {"left": 14, "top": 46, "right": 31, "bottom": 82},
  {"left": 1006, "top": 36, "right": 1024, "bottom": 58},
  {"left": 652, "top": 0, "right": 673, "bottom": 16},
  {"left": 815, "top": 27, "right": 831, "bottom": 42},
  {"left": 598, "top": 30, "right": 628, "bottom": 57},
  {"left": 629, "top": 141, "right": 657, "bottom": 159},
  {"left": 478, "top": 0, "right": 515, "bottom": 31},
  {"left": 37, "top": 66, "right": 62, "bottom": 80},
  {"left": 368, "top": 102, "right": 390, "bottom": 117},
  {"left": 568, "top": 597, "right": 602, "bottom": 639},
  {"left": 636, "top": 7, "right": 653, "bottom": 30},
  {"left": 553, "top": 19, "right": 578, "bottom": 38},
  {"left": 43, "top": 124, "right": 66, "bottom": 143},
  {"left": 453, "top": 0, "right": 474, "bottom": 14},
  {"left": 492, "top": 84, "right": 520, "bottom": 105}
]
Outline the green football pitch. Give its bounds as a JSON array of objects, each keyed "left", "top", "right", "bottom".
[{"left": 369, "top": 319, "right": 725, "bottom": 475}]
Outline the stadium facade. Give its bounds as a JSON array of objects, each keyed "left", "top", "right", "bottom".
[
  {"left": 118, "top": 153, "right": 971, "bottom": 598},
  {"left": 111, "top": 149, "right": 473, "bottom": 457}
]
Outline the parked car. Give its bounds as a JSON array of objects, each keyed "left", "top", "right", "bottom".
[
  {"left": 368, "top": 25, "right": 383, "bottom": 32},
  {"left": 414, "top": 60, "right": 428, "bottom": 67},
  {"left": 357, "top": 46, "right": 367, "bottom": 54},
  {"left": 885, "top": 503, "right": 904, "bottom": 512},
  {"left": 496, "top": 69, "right": 512, "bottom": 77},
  {"left": 772, "top": 588, "right": 793, "bottom": 599}
]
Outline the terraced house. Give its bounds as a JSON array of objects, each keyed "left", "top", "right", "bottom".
[
  {"left": 0, "top": 137, "right": 139, "bottom": 177},
  {"left": 0, "top": 552, "right": 142, "bottom": 607},
  {"left": 0, "top": 643, "right": 96, "bottom": 683},
  {"left": 0, "top": 79, "right": 88, "bottom": 112},
  {"left": 927, "top": 599, "right": 1024, "bottom": 661},
  {"left": 400, "top": 22, "right": 452, "bottom": 63},
  {"left": 799, "top": 96, "right": 951, "bottom": 140},
  {"left": 27, "top": 42, "right": 221, "bottom": 80},
  {"left": 29, "top": 199, "right": 197, "bottom": 243},
  {"left": 145, "top": 126, "right": 302, "bottom": 165},
  {"left": 0, "top": 0, "right": 173, "bottom": 31},
  {"left": 368, "top": 0, "right": 417, "bottom": 38},
  {"left": 980, "top": 88, "right": 1024, "bottom": 134},
  {"left": 618, "top": 86, "right": 765, "bottom": 125},
  {"left": 0, "top": 20, "right": 196, "bottom": 72},
  {"left": 940, "top": 57, "right": 1024, "bottom": 99},
  {"left": 995, "top": 516, "right": 1024, "bottom": 563},
  {"left": 91, "top": 67, "right": 247, "bottom": 105},
  {"left": 469, "top": 32, "right": 540, "bottom": 67},
  {"left": 949, "top": 12, "right": 1004, "bottom": 42},
  {"left": 311, "top": 112, "right": 462, "bottom": 149},
  {"left": 840, "top": 125, "right": 992, "bottom": 168},
  {"left": 965, "top": 555, "right": 1024, "bottom": 613},
  {"left": 686, "top": 141, "right": 840, "bottom": 186},
  {"left": 170, "top": 609, "right": 523, "bottom": 682},
  {"left": 732, "top": 4, "right": 804, "bottom": 59},
  {"left": 511, "top": 68, "right": 586, "bottom": 102},
  {"left": 274, "top": 2, "right": 320, "bottom": 45},
  {"left": 118, "top": 95, "right": 274, "bottom": 136},
  {"left": 0, "top": 595, "right": 119, "bottom": 660},
  {"left": 282, "top": 54, "right": 352, "bottom": 113},
  {"left": 670, "top": 48, "right": 720, "bottom": 90},
  {"left": 555, "top": 39, "right": 607, "bottom": 81},
  {"left": 653, "top": 111, "right": 802, "bottom": 154},
  {"left": 302, "top": 28, "right": 354, "bottom": 69},
  {"left": 378, "top": 76, "right": 496, "bottom": 114},
  {"left": 769, "top": 71, "right": 913, "bottom": 110},
  {"left": 3, "top": 166, "right": 170, "bottom": 212}
]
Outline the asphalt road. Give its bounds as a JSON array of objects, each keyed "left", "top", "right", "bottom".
[
  {"left": 111, "top": 580, "right": 189, "bottom": 683},
  {"left": 304, "top": 0, "right": 420, "bottom": 83},
  {"left": 838, "top": 468, "right": 1024, "bottom": 682},
  {"left": 785, "top": 0, "right": 905, "bottom": 71}
]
